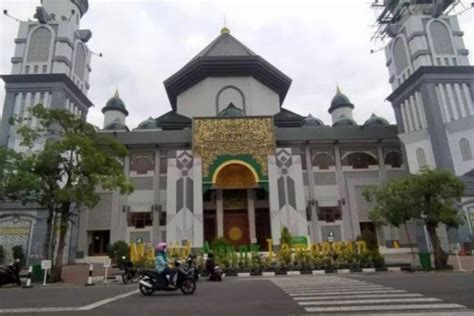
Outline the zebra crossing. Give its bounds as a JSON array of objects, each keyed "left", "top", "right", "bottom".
[{"left": 271, "top": 275, "right": 468, "bottom": 314}]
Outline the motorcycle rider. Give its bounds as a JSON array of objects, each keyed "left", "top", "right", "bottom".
[{"left": 155, "top": 242, "right": 176, "bottom": 288}]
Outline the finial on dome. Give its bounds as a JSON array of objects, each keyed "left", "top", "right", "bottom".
[
  {"left": 221, "top": 15, "right": 230, "bottom": 34},
  {"left": 336, "top": 84, "right": 342, "bottom": 95},
  {"left": 114, "top": 88, "right": 119, "bottom": 98}
]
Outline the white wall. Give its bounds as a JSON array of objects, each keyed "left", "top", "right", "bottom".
[
  {"left": 176, "top": 77, "right": 280, "bottom": 118},
  {"left": 104, "top": 110, "right": 126, "bottom": 127},
  {"left": 331, "top": 107, "right": 353, "bottom": 124},
  {"left": 447, "top": 126, "right": 474, "bottom": 176},
  {"left": 399, "top": 132, "right": 436, "bottom": 174}
]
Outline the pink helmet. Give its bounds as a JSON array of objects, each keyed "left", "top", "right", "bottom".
[{"left": 155, "top": 242, "right": 167, "bottom": 252}]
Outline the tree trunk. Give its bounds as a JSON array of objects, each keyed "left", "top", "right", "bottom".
[
  {"left": 403, "top": 222, "right": 416, "bottom": 261},
  {"left": 50, "top": 203, "right": 70, "bottom": 282},
  {"left": 426, "top": 223, "right": 449, "bottom": 270},
  {"left": 42, "top": 208, "right": 54, "bottom": 260}
]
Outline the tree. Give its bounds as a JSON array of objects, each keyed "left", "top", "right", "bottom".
[
  {"left": 364, "top": 168, "right": 465, "bottom": 270},
  {"left": 280, "top": 226, "right": 292, "bottom": 246},
  {"left": 2, "top": 104, "right": 134, "bottom": 281}
]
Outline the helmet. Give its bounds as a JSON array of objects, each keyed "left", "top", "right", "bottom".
[{"left": 155, "top": 242, "right": 167, "bottom": 252}]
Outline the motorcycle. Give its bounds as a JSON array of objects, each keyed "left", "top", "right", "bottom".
[
  {"left": 139, "top": 260, "right": 196, "bottom": 296},
  {"left": 186, "top": 255, "right": 199, "bottom": 282},
  {"left": 0, "top": 260, "right": 22, "bottom": 287},
  {"left": 208, "top": 265, "right": 223, "bottom": 282},
  {"left": 120, "top": 257, "right": 140, "bottom": 284}
]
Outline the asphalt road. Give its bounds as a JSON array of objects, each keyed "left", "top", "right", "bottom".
[{"left": 0, "top": 272, "right": 473, "bottom": 316}]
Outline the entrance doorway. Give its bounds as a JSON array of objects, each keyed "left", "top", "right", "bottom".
[
  {"left": 204, "top": 210, "right": 217, "bottom": 244},
  {"left": 89, "top": 230, "right": 110, "bottom": 256},
  {"left": 255, "top": 208, "right": 271, "bottom": 250},
  {"left": 224, "top": 210, "right": 250, "bottom": 247}
]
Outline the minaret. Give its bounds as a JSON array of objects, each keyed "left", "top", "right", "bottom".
[
  {"left": 1, "top": 0, "right": 93, "bottom": 149},
  {"left": 102, "top": 90, "right": 129, "bottom": 129},
  {"left": 377, "top": 1, "right": 474, "bottom": 176},
  {"left": 328, "top": 86, "right": 355, "bottom": 125}
]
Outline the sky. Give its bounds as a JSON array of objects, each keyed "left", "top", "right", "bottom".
[{"left": 0, "top": 0, "right": 473, "bottom": 129}]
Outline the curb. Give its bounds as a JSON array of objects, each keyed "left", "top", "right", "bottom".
[{"left": 224, "top": 266, "right": 409, "bottom": 277}]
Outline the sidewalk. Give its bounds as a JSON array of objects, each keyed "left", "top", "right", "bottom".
[
  {"left": 62, "top": 264, "right": 121, "bottom": 284},
  {"left": 384, "top": 253, "right": 474, "bottom": 271}
]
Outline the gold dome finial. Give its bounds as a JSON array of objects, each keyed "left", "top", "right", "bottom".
[{"left": 221, "top": 15, "right": 230, "bottom": 34}]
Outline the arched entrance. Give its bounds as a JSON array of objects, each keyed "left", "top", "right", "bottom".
[{"left": 203, "top": 161, "right": 270, "bottom": 248}]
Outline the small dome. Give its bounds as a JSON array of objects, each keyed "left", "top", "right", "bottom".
[
  {"left": 328, "top": 86, "right": 354, "bottom": 114},
  {"left": 136, "top": 117, "right": 158, "bottom": 130},
  {"left": 302, "top": 114, "right": 325, "bottom": 128},
  {"left": 332, "top": 116, "right": 358, "bottom": 127},
  {"left": 103, "top": 118, "right": 128, "bottom": 131},
  {"left": 102, "top": 90, "right": 129, "bottom": 116},
  {"left": 364, "top": 113, "right": 390, "bottom": 127},
  {"left": 218, "top": 103, "right": 245, "bottom": 117}
]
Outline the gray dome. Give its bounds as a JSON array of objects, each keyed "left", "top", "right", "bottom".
[
  {"left": 302, "top": 114, "right": 325, "bottom": 127},
  {"left": 102, "top": 90, "right": 129, "bottom": 116},
  {"left": 333, "top": 116, "right": 358, "bottom": 127},
  {"left": 328, "top": 86, "right": 354, "bottom": 114},
  {"left": 136, "top": 117, "right": 158, "bottom": 130},
  {"left": 218, "top": 103, "right": 245, "bottom": 117},
  {"left": 364, "top": 113, "right": 390, "bottom": 127}
]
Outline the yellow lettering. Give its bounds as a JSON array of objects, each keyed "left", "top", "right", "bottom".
[
  {"left": 321, "top": 242, "right": 331, "bottom": 254},
  {"left": 310, "top": 243, "right": 320, "bottom": 255},
  {"left": 356, "top": 241, "right": 367, "bottom": 253},
  {"left": 266, "top": 238, "right": 273, "bottom": 259},
  {"left": 332, "top": 242, "right": 342, "bottom": 253},
  {"left": 345, "top": 241, "right": 354, "bottom": 253}
]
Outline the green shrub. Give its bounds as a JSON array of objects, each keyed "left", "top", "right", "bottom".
[
  {"left": 250, "top": 251, "right": 263, "bottom": 272},
  {"left": 280, "top": 226, "right": 292, "bottom": 247},
  {"left": 108, "top": 241, "right": 129, "bottom": 267},
  {"left": 277, "top": 245, "right": 292, "bottom": 270},
  {"left": 210, "top": 236, "right": 231, "bottom": 251},
  {"left": 12, "top": 245, "right": 25, "bottom": 266},
  {"left": 0, "top": 245, "right": 5, "bottom": 265}
]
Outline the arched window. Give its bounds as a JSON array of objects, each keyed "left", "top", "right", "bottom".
[
  {"left": 27, "top": 27, "right": 52, "bottom": 63},
  {"left": 311, "top": 153, "right": 335, "bottom": 170},
  {"left": 74, "top": 43, "right": 87, "bottom": 80},
  {"left": 342, "top": 152, "right": 378, "bottom": 169},
  {"left": 460, "top": 138, "right": 472, "bottom": 161},
  {"left": 416, "top": 148, "right": 427, "bottom": 168},
  {"left": 216, "top": 86, "right": 245, "bottom": 114},
  {"left": 393, "top": 37, "right": 409, "bottom": 76},
  {"left": 130, "top": 153, "right": 155, "bottom": 175},
  {"left": 430, "top": 21, "right": 454, "bottom": 55},
  {"left": 384, "top": 151, "right": 402, "bottom": 168}
]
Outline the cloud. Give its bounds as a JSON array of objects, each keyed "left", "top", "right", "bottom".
[{"left": 1, "top": 0, "right": 473, "bottom": 129}]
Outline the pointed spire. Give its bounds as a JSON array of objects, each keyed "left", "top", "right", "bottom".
[
  {"left": 114, "top": 88, "right": 119, "bottom": 98},
  {"left": 220, "top": 15, "right": 230, "bottom": 34},
  {"left": 336, "top": 84, "right": 342, "bottom": 95}
]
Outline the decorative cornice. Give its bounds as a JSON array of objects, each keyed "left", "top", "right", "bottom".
[
  {"left": 11, "top": 57, "right": 23, "bottom": 64},
  {"left": 458, "top": 49, "right": 469, "bottom": 56},
  {"left": 56, "top": 37, "right": 74, "bottom": 48},
  {"left": 52, "top": 55, "right": 72, "bottom": 67},
  {"left": 453, "top": 31, "right": 464, "bottom": 36},
  {"left": 410, "top": 49, "right": 431, "bottom": 62},
  {"left": 14, "top": 38, "right": 27, "bottom": 44},
  {"left": 407, "top": 31, "right": 426, "bottom": 42}
]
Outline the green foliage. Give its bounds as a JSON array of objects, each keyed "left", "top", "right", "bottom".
[
  {"left": 360, "top": 227, "right": 379, "bottom": 252},
  {"left": 364, "top": 168, "right": 464, "bottom": 270},
  {"left": 12, "top": 245, "right": 25, "bottom": 266},
  {"left": 108, "top": 241, "right": 129, "bottom": 266},
  {"left": 250, "top": 250, "right": 263, "bottom": 272},
  {"left": 210, "top": 236, "right": 231, "bottom": 251},
  {"left": 0, "top": 245, "right": 5, "bottom": 265},
  {"left": 277, "top": 245, "right": 292, "bottom": 270},
  {"left": 280, "top": 226, "right": 292, "bottom": 246},
  {"left": 1, "top": 104, "right": 134, "bottom": 281}
]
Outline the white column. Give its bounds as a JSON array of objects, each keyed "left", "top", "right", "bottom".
[
  {"left": 446, "top": 84, "right": 459, "bottom": 120},
  {"left": 216, "top": 190, "right": 224, "bottom": 237},
  {"left": 248, "top": 189, "right": 257, "bottom": 244}
]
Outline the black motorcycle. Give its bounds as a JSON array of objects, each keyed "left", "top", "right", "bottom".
[
  {"left": 0, "top": 261, "right": 22, "bottom": 287},
  {"left": 187, "top": 255, "right": 199, "bottom": 282},
  {"left": 121, "top": 257, "right": 140, "bottom": 284},
  {"left": 139, "top": 260, "right": 196, "bottom": 296}
]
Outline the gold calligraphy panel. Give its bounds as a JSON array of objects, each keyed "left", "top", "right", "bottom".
[{"left": 193, "top": 117, "right": 275, "bottom": 177}]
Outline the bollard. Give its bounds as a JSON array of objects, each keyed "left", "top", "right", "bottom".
[
  {"left": 85, "top": 264, "right": 95, "bottom": 286},
  {"left": 23, "top": 266, "right": 33, "bottom": 288}
]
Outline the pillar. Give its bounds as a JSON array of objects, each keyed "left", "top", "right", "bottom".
[
  {"left": 152, "top": 149, "right": 161, "bottom": 242},
  {"left": 248, "top": 189, "right": 257, "bottom": 244},
  {"left": 304, "top": 145, "right": 320, "bottom": 243},
  {"left": 216, "top": 190, "right": 224, "bottom": 237}
]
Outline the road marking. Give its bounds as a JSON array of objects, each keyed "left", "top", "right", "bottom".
[
  {"left": 282, "top": 285, "right": 389, "bottom": 292},
  {"left": 298, "top": 297, "right": 442, "bottom": 306},
  {"left": 305, "top": 303, "right": 467, "bottom": 313},
  {"left": 289, "top": 290, "right": 407, "bottom": 296},
  {"left": 293, "top": 293, "right": 423, "bottom": 300},
  {"left": 78, "top": 289, "right": 139, "bottom": 310},
  {"left": 0, "top": 289, "right": 139, "bottom": 314}
]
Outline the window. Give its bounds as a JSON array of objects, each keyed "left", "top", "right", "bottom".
[
  {"left": 311, "top": 152, "right": 335, "bottom": 170},
  {"left": 393, "top": 37, "right": 409, "bottom": 76},
  {"left": 27, "top": 27, "right": 52, "bottom": 63},
  {"left": 430, "top": 21, "right": 454, "bottom": 55},
  {"left": 160, "top": 153, "right": 168, "bottom": 174},
  {"left": 128, "top": 212, "right": 152, "bottom": 228},
  {"left": 384, "top": 151, "right": 402, "bottom": 168},
  {"left": 292, "top": 147, "right": 306, "bottom": 170},
  {"left": 416, "top": 148, "right": 427, "bottom": 168},
  {"left": 74, "top": 43, "right": 87, "bottom": 79},
  {"left": 460, "top": 138, "right": 472, "bottom": 161},
  {"left": 342, "top": 152, "right": 377, "bottom": 169},
  {"left": 130, "top": 152, "right": 154, "bottom": 175},
  {"left": 317, "top": 207, "right": 342, "bottom": 222},
  {"left": 159, "top": 211, "right": 167, "bottom": 226}
]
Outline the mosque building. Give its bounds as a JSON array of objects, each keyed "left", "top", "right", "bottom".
[{"left": 0, "top": 0, "right": 472, "bottom": 262}]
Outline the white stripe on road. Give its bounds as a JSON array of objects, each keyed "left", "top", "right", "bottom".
[
  {"left": 0, "top": 307, "right": 78, "bottom": 314},
  {"left": 78, "top": 289, "right": 139, "bottom": 310},
  {"left": 299, "top": 297, "right": 442, "bottom": 306},
  {"left": 294, "top": 293, "right": 423, "bottom": 300},
  {"left": 283, "top": 285, "right": 389, "bottom": 292},
  {"left": 305, "top": 303, "right": 466, "bottom": 313},
  {"left": 289, "top": 290, "right": 407, "bottom": 296}
]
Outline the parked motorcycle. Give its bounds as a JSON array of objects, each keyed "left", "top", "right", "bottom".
[
  {"left": 139, "top": 260, "right": 196, "bottom": 296},
  {"left": 121, "top": 256, "right": 140, "bottom": 284},
  {"left": 0, "top": 260, "right": 22, "bottom": 287},
  {"left": 187, "top": 255, "right": 199, "bottom": 282},
  {"left": 208, "top": 265, "right": 223, "bottom": 282}
]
